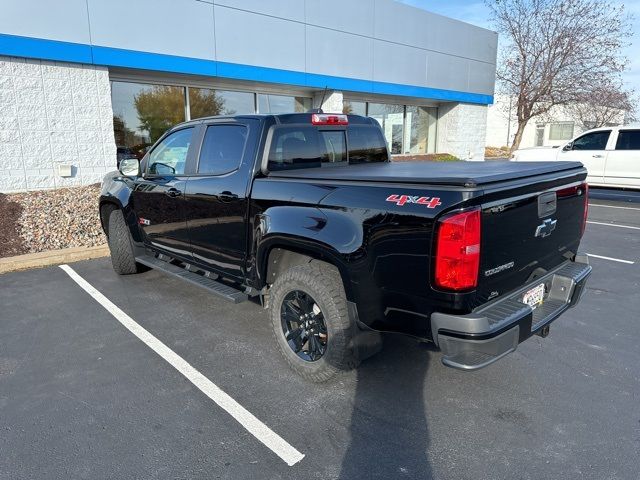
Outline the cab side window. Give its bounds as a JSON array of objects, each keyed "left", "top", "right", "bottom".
[
  {"left": 615, "top": 130, "right": 640, "bottom": 150},
  {"left": 572, "top": 130, "right": 610, "bottom": 151},
  {"left": 147, "top": 128, "right": 193, "bottom": 175},
  {"left": 198, "top": 125, "right": 248, "bottom": 175}
]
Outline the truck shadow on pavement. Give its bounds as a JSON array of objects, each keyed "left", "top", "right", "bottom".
[{"left": 339, "top": 335, "right": 435, "bottom": 479}]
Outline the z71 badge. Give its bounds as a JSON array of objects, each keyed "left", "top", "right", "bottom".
[{"left": 386, "top": 194, "right": 442, "bottom": 208}]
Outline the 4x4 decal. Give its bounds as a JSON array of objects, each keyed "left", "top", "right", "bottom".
[{"left": 386, "top": 194, "right": 442, "bottom": 208}]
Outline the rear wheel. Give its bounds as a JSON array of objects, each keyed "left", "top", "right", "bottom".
[
  {"left": 107, "top": 209, "right": 143, "bottom": 275},
  {"left": 269, "top": 260, "right": 357, "bottom": 382}
]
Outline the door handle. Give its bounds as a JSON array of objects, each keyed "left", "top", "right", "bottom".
[
  {"left": 219, "top": 191, "right": 238, "bottom": 202},
  {"left": 592, "top": 154, "right": 604, "bottom": 158},
  {"left": 165, "top": 187, "right": 182, "bottom": 198}
]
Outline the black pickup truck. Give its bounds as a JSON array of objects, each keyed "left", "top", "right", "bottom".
[{"left": 100, "top": 112, "right": 591, "bottom": 381}]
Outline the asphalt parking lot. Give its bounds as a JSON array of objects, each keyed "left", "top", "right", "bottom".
[{"left": 1, "top": 188, "right": 639, "bottom": 480}]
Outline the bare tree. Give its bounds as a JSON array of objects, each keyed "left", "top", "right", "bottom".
[
  {"left": 566, "top": 81, "right": 635, "bottom": 129},
  {"left": 487, "top": 0, "right": 632, "bottom": 150}
]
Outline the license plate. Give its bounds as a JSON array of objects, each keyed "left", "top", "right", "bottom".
[{"left": 522, "top": 283, "right": 545, "bottom": 309}]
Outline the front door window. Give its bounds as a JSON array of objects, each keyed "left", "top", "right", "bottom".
[
  {"left": 572, "top": 131, "right": 611, "bottom": 150},
  {"left": 147, "top": 128, "right": 193, "bottom": 176}
]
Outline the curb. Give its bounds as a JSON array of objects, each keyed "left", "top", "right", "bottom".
[{"left": 0, "top": 245, "right": 110, "bottom": 274}]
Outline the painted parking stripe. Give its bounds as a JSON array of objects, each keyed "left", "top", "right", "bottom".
[
  {"left": 59, "top": 264, "right": 305, "bottom": 467},
  {"left": 589, "top": 203, "right": 640, "bottom": 211},
  {"left": 587, "top": 221, "right": 640, "bottom": 231},
  {"left": 586, "top": 254, "right": 635, "bottom": 265}
]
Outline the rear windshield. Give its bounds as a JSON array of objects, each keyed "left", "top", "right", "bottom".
[{"left": 267, "top": 125, "right": 388, "bottom": 171}]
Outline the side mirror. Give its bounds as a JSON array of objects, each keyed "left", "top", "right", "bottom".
[
  {"left": 562, "top": 142, "right": 573, "bottom": 152},
  {"left": 119, "top": 158, "right": 140, "bottom": 177}
]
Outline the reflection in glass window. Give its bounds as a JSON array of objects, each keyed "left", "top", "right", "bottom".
[
  {"left": 615, "top": 130, "right": 640, "bottom": 150},
  {"left": 343, "top": 100, "right": 366, "bottom": 116},
  {"left": 189, "top": 88, "right": 255, "bottom": 119},
  {"left": 319, "top": 131, "right": 347, "bottom": 163},
  {"left": 368, "top": 103, "right": 404, "bottom": 154},
  {"left": 347, "top": 126, "right": 389, "bottom": 164},
  {"left": 406, "top": 106, "right": 437, "bottom": 154},
  {"left": 111, "top": 81, "right": 185, "bottom": 159},
  {"left": 198, "top": 125, "right": 248, "bottom": 175},
  {"left": 147, "top": 128, "right": 193, "bottom": 175},
  {"left": 258, "top": 94, "right": 312, "bottom": 114},
  {"left": 268, "top": 126, "right": 322, "bottom": 170},
  {"left": 572, "top": 131, "right": 610, "bottom": 150}
]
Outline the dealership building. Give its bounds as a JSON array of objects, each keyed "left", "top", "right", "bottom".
[{"left": 0, "top": 0, "right": 497, "bottom": 192}]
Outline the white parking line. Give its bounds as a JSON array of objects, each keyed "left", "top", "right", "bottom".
[
  {"left": 587, "top": 221, "right": 640, "bottom": 231},
  {"left": 59, "top": 264, "right": 305, "bottom": 467},
  {"left": 589, "top": 203, "right": 640, "bottom": 211},
  {"left": 586, "top": 254, "right": 635, "bottom": 265}
]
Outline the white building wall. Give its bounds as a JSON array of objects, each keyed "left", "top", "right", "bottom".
[
  {"left": 486, "top": 94, "right": 627, "bottom": 149},
  {"left": 0, "top": 56, "right": 116, "bottom": 193},
  {"left": 436, "top": 102, "right": 488, "bottom": 161}
]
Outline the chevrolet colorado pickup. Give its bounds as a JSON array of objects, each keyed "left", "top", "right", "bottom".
[{"left": 100, "top": 112, "right": 592, "bottom": 382}]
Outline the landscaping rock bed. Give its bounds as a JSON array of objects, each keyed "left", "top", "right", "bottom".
[
  {"left": 0, "top": 194, "right": 26, "bottom": 258},
  {"left": 0, "top": 184, "right": 106, "bottom": 258}
]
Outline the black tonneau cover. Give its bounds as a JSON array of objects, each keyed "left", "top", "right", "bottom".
[{"left": 267, "top": 161, "right": 584, "bottom": 187}]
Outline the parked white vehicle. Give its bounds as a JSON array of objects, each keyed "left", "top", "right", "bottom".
[{"left": 511, "top": 126, "right": 640, "bottom": 189}]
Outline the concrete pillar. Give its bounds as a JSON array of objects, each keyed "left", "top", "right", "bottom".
[
  {"left": 436, "top": 102, "right": 488, "bottom": 161},
  {"left": 312, "top": 90, "right": 343, "bottom": 114}
]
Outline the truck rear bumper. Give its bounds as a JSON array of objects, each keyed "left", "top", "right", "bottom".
[{"left": 431, "top": 255, "right": 592, "bottom": 370}]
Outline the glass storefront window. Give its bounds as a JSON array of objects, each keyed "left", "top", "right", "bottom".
[
  {"left": 111, "top": 81, "right": 185, "bottom": 159},
  {"left": 406, "top": 106, "right": 437, "bottom": 154},
  {"left": 342, "top": 100, "right": 366, "bottom": 116},
  {"left": 368, "top": 103, "right": 404, "bottom": 154},
  {"left": 110, "top": 80, "right": 440, "bottom": 163},
  {"left": 258, "top": 94, "right": 312, "bottom": 114},
  {"left": 189, "top": 88, "right": 255, "bottom": 119}
]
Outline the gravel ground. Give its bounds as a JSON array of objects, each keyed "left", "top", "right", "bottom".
[
  {"left": 0, "top": 194, "right": 26, "bottom": 258},
  {"left": 1, "top": 184, "right": 106, "bottom": 257}
]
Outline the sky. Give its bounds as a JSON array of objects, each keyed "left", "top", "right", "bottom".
[{"left": 398, "top": 0, "right": 640, "bottom": 92}]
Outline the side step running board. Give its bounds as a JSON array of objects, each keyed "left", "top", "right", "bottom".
[{"left": 135, "top": 255, "right": 248, "bottom": 304}]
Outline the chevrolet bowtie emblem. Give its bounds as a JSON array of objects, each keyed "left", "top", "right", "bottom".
[{"left": 535, "top": 218, "right": 557, "bottom": 238}]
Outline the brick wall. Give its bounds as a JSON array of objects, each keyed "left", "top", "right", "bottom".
[
  {"left": 436, "top": 102, "right": 488, "bottom": 161},
  {"left": 0, "top": 56, "right": 116, "bottom": 192}
]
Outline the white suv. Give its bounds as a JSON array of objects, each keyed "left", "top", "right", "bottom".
[{"left": 511, "top": 126, "right": 640, "bottom": 189}]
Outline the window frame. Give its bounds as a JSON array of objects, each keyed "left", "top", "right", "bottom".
[
  {"left": 367, "top": 102, "right": 405, "bottom": 155},
  {"left": 143, "top": 126, "right": 196, "bottom": 178},
  {"left": 548, "top": 122, "right": 575, "bottom": 141}
]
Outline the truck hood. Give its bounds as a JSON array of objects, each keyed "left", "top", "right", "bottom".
[
  {"left": 267, "top": 160, "right": 584, "bottom": 187},
  {"left": 512, "top": 147, "right": 562, "bottom": 162}
]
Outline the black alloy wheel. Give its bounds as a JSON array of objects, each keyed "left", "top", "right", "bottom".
[{"left": 280, "top": 290, "right": 328, "bottom": 362}]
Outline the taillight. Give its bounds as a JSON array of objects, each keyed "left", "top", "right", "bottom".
[
  {"left": 311, "top": 113, "right": 348, "bottom": 125},
  {"left": 435, "top": 208, "right": 481, "bottom": 291},
  {"left": 581, "top": 183, "right": 589, "bottom": 237}
]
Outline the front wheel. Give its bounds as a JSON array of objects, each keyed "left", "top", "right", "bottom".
[
  {"left": 107, "top": 209, "right": 144, "bottom": 275},
  {"left": 269, "top": 260, "right": 357, "bottom": 382}
]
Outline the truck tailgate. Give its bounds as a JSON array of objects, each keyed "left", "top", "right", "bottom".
[{"left": 473, "top": 170, "right": 588, "bottom": 306}]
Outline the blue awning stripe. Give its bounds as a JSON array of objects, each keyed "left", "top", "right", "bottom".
[{"left": 0, "top": 33, "right": 493, "bottom": 105}]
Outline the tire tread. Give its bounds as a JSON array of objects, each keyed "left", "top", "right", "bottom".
[{"left": 269, "top": 260, "right": 357, "bottom": 382}]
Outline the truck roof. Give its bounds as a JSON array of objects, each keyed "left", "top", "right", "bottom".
[{"left": 172, "top": 113, "right": 378, "bottom": 129}]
